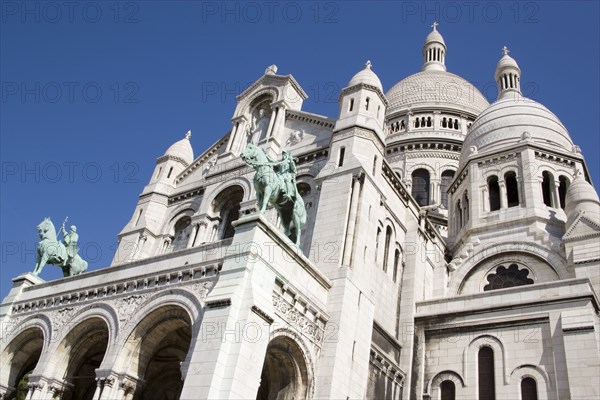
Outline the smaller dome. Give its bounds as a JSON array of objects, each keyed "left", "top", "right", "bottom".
[
  {"left": 496, "top": 51, "right": 519, "bottom": 72},
  {"left": 565, "top": 172, "right": 600, "bottom": 224},
  {"left": 164, "top": 131, "right": 194, "bottom": 165},
  {"left": 348, "top": 60, "right": 383, "bottom": 92},
  {"left": 425, "top": 22, "right": 445, "bottom": 46}
]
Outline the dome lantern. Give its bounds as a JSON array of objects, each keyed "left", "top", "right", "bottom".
[
  {"left": 422, "top": 22, "right": 447, "bottom": 72},
  {"left": 495, "top": 46, "right": 522, "bottom": 99}
]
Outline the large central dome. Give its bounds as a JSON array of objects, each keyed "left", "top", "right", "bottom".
[{"left": 385, "top": 70, "right": 490, "bottom": 117}]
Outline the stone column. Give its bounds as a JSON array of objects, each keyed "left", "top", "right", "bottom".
[
  {"left": 265, "top": 107, "right": 277, "bottom": 139},
  {"left": 342, "top": 173, "right": 363, "bottom": 266},
  {"left": 499, "top": 181, "right": 507, "bottom": 209},
  {"left": 553, "top": 179, "right": 561, "bottom": 208},
  {"left": 99, "top": 376, "right": 116, "bottom": 400},
  {"left": 187, "top": 224, "right": 198, "bottom": 248}
]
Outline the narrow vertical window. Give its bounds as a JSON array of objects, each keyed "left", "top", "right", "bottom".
[
  {"left": 156, "top": 167, "right": 162, "bottom": 179},
  {"left": 541, "top": 171, "right": 553, "bottom": 207},
  {"left": 349, "top": 98, "right": 354, "bottom": 112},
  {"left": 365, "top": 97, "right": 370, "bottom": 111},
  {"left": 383, "top": 226, "right": 392, "bottom": 272},
  {"left": 478, "top": 347, "right": 495, "bottom": 400},
  {"left": 134, "top": 209, "right": 143, "bottom": 226},
  {"left": 393, "top": 249, "right": 400, "bottom": 282},
  {"left": 372, "top": 156, "right": 377, "bottom": 175},
  {"left": 488, "top": 176, "right": 501, "bottom": 211},
  {"left": 456, "top": 200, "right": 462, "bottom": 228},
  {"left": 440, "top": 170, "right": 455, "bottom": 208},
  {"left": 505, "top": 171, "right": 519, "bottom": 207},
  {"left": 338, "top": 147, "right": 345, "bottom": 167},
  {"left": 375, "top": 227, "right": 381, "bottom": 262},
  {"left": 411, "top": 169, "right": 431, "bottom": 206},
  {"left": 427, "top": 116, "right": 432, "bottom": 127},
  {"left": 521, "top": 377, "right": 538, "bottom": 400},
  {"left": 167, "top": 167, "right": 174, "bottom": 179},
  {"left": 440, "top": 380, "right": 456, "bottom": 400},
  {"left": 558, "top": 175, "right": 569, "bottom": 209},
  {"left": 463, "top": 192, "right": 469, "bottom": 222},
  {"left": 377, "top": 105, "right": 381, "bottom": 118}
]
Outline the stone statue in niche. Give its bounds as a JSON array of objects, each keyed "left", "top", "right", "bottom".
[{"left": 247, "top": 108, "right": 271, "bottom": 144}]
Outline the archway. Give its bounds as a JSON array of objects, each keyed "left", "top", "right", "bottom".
[
  {"left": 126, "top": 305, "right": 193, "bottom": 400},
  {"left": 56, "top": 317, "right": 109, "bottom": 400},
  {"left": 255, "top": 336, "right": 310, "bottom": 400},
  {"left": 211, "top": 185, "right": 244, "bottom": 240},
  {"left": 1, "top": 327, "right": 44, "bottom": 400}
]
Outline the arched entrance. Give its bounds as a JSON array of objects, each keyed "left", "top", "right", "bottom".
[
  {"left": 256, "top": 336, "right": 310, "bottom": 400},
  {"left": 58, "top": 317, "right": 109, "bottom": 400},
  {"left": 1, "top": 327, "right": 44, "bottom": 400},
  {"left": 125, "top": 305, "right": 192, "bottom": 400}
]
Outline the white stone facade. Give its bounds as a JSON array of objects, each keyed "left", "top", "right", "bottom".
[{"left": 1, "top": 28, "right": 599, "bottom": 400}]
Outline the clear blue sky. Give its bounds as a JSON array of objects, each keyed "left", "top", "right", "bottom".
[{"left": 1, "top": 1, "right": 599, "bottom": 299}]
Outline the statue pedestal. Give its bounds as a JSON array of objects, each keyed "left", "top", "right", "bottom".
[{"left": 0, "top": 273, "right": 45, "bottom": 321}]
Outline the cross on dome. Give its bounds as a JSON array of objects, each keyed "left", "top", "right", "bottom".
[
  {"left": 431, "top": 21, "right": 439, "bottom": 31},
  {"left": 185, "top": 130, "right": 192, "bottom": 139},
  {"left": 502, "top": 46, "right": 509, "bottom": 56},
  {"left": 365, "top": 60, "right": 372, "bottom": 69}
]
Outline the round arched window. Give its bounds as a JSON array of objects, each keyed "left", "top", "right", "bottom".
[{"left": 484, "top": 263, "right": 534, "bottom": 291}]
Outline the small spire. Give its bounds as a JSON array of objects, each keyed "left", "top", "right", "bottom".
[
  {"left": 365, "top": 60, "right": 372, "bottom": 70},
  {"left": 185, "top": 130, "right": 192, "bottom": 140},
  {"left": 495, "top": 47, "right": 522, "bottom": 99},
  {"left": 422, "top": 23, "right": 446, "bottom": 72}
]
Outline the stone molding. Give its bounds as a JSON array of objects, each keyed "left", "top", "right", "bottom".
[
  {"left": 272, "top": 292, "right": 324, "bottom": 346},
  {"left": 332, "top": 127, "right": 385, "bottom": 154},
  {"left": 156, "top": 154, "right": 189, "bottom": 167},
  {"left": 286, "top": 110, "right": 335, "bottom": 129},
  {"left": 9, "top": 263, "right": 220, "bottom": 317}
]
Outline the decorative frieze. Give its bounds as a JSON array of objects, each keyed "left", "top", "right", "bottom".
[
  {"left": 272, "top": 292, "right": 325, "bottom": 346},
  {"left": 9, "top": 264, "right": 221, "bottom": 317}
]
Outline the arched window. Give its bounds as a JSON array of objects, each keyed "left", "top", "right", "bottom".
[
  {"left": 383, "top": 226, "right": 392, "bottom": 272},
  {"left": 212, "top": 185, "right": 244, "bottom": 241},
  {"left": 349, "top": 98, "right": 354, "bottom": 112},
  {"left": 456, "top": 200, "right": 462, "bottom": 228},
  {"left": 505, "top": 171, "right": 519, "bottom": 207},
  {"left": 541, "top": 171, "right": 554, "bottom": 207},
  {"left": 521, "top": 377, "right": 538, "bottom": 400},
  {"left": 440, "top": 380, "right": 456, "bottom": 400},
  {"left": 393, "top": 248, "right": 400, "bottom": 282},
  {"left": 488, "top": 176, "right": 501, "bottom": 211},
  {"left": 411, "top": 169, "right": 430, "bottom": 206},
  {"left": 453, "top": 119, "right": 459, "bottom": 130},
  {"left": 478, "top": 347, "right": 495, "bottom": 400},
  {"left": 400, "top": 120, "right": 405, "bottom": 130},
  {"left": 484, "top": 264, "right": 534, "bottom": 291},
  {"left": 427, "top": 116, "right": 432, "bottom": 127},
  {"left": 440, "top": 170, "right": 455, "bottom": 208},
  {"left": 558, "top": 175, "right": 570, "bottom": 209},
  {"left": 365, "top": 97, "right": 370, "bottom": 111},
  {"left": 442, "top": 117, "right": 447, "bottom": 128},
  {"left": 415, "top": 117, "right": 420, "bottom": 128},
  {"left": 171, "top": 216, "right": 192, "bottom": 252}
]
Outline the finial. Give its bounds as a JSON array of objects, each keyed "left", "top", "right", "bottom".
[
  {"left": 185, "top": 130, "right": 192, "bottom": 140},
  {"left": 365, "top": 60, "right": 372, "bottom": 69},
  {"left": 502, "top": 46, "right": 509, "bottom": 56},
  {"left": 431, "top": 21, "right": 438, "bottom": 31},
  {"left": 265, "top": 64, "right": 278, "bottom": 75}
]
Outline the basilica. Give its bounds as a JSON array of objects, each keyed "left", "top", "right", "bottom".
[{"left": 1, "top": 26, "right": 599, "bottom": 400}]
